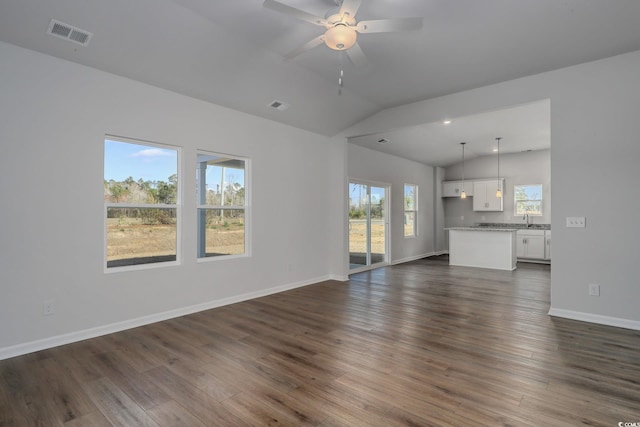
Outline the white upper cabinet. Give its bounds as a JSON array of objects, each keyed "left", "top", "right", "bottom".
[
  {"left": 442, "top": 181, "right": 473, "bottom": 198},
  {"left": 473, "top": 179, "right": 504, "bottom": 211}
]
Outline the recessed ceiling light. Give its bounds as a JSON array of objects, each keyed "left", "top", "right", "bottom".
[
  {"left": 492, "top": 148, "right": 499, "bottom": 152},
  {"left": 443, "top": 120, "right": 452, "bottom": 125}
]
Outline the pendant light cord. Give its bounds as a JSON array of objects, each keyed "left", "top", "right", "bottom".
[
  {"left": 496, "top": 137, "right": 501, "bottom": 179},
  {"left": 461, "top": 143, "right": 465, "bottom": 183},
  {"left": 460, "top": 142, "right": 467, "bottom": 199},
  {"left": 496, "top": 137, "right": 503, "bottom": 198}
]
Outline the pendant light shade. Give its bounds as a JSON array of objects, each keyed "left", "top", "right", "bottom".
[
  {"left": 460, "top": 142, "right": 467, "bottom": 199},
  {"left": 495, "top": 137, "right": 503, "bottom": 198}
]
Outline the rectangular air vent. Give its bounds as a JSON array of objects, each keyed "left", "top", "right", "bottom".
[
  {"left": 47, "top": 19, "right": 93, "bottom": 47},
  {"left": 268, "top": 100, "right": 290, "bottom": 111}
]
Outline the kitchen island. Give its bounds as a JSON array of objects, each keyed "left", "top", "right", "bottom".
[{"left": 447, "top": 227, "right": 518, "bottom": 271}]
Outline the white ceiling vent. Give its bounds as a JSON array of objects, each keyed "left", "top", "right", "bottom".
[
  {"left": 268, "top": 100, "right": 290, "bottom": 112},
  {"left": 47, "top": 19, "right": 93, "bottom": 47}
]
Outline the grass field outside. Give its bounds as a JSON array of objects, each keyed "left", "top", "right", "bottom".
[{"left": 106, "top": 217, "right": 244, "bottom": 264}]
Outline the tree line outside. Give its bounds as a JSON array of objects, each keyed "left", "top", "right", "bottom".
[
  {"left": 349, "top": 197, "right": 385, "bottom": 220},
  {"left": 104, "top": 173, "right": 246, "bottom": 225},
  {"left": 104, "top": 175, "right": 178, "bottom": 225}
]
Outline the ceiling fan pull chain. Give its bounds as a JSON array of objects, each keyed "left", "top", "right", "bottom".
[{"left": 338, "top": 51, "right": 344, "bottom": 95}]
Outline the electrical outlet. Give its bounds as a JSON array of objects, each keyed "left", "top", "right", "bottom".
[
  {"left": 566, "top": 217, "right": 586, "bottom": 228},
  {"left": 43, "top": 300, "right": 55, "bottom": 315},
  {"left": 589, "top": 283, "right": 600, "bottom": 296}
]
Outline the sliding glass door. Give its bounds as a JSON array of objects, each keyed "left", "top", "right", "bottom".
[{"left": 349, "top": 181, "right": 388, "bottom": 271}]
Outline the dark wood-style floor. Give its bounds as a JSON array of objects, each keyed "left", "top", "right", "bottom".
[{"left": 2, "top": 256, "right": 640, "bottom": 426}]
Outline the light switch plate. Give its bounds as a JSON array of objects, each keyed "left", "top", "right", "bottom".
[{"left": 566, "top": 217, "right": 586, "bottom": 228}]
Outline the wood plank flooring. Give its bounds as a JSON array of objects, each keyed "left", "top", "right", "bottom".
[{"left": 2, "top": 255, "right": 640, "bottom": 426}]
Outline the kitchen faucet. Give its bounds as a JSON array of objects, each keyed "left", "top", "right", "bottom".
[{"left": 523, "top": 214, "right": 531, "bottom": 227}]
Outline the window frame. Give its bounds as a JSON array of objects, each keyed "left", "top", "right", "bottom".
[
  {"left": 404, "top": 183, "right": 418, "bottom": 238},
  {"left": 196, "top": 150, "right": 250, "bottom": 262},
  {"left": 514, "top": 183, "right": 543, "bottom": 216},
  {"left": 103, "top": 136, "right": 181, "bottom": 273}
]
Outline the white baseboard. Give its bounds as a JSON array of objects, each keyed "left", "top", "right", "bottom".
[
  {"left": 548, "top": 307, "right": 640, "bottom": 331},
  {"left": 391, "top": 251, "right": 446, "bottom": 265},
  {"left": 329, "top": 274, "right": 349, "bottom": 282},
  {"left": 0, "top": 275, "right": 330, "bottom": 361}
]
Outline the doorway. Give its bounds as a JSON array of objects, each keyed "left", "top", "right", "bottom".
[{"left": 348, "top": 180, "right": 389, "bottom": 272}]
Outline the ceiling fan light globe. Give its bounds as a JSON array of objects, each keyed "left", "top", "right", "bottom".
[{"left": 324, "top": 24, "right": 357, "bottom": 50}]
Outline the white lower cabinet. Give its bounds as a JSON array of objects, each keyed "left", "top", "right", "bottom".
[
  {"left": 516, "top": 229, "right": 546, "bottom": 260},
  {"left": 545, "top": 230, "right": 551, "bottom": 260}
]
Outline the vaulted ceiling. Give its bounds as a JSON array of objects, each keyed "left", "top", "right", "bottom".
[{"left": 1, "top": 0, "right": 640, "bottom": 164}]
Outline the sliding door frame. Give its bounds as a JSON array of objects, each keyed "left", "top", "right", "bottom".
[{"left": 347, "top": 178, "right": 390, "bottom": 274}]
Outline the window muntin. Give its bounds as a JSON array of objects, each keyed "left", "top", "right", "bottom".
[
  {"left": 104, "top": 138, "right": 179, "bottom": 270},
  {"left": 197, "top": 152, "right": 247, "bottom": 259},
  {"left": 404, "top": 184, "right": 417, "bottom": 237},
  {"left": 514, "top": 184, "right": 543, "bottom": 216}
]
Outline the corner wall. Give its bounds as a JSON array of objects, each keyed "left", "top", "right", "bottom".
[
  {"left": 0, "top": 41, "right": 334, "bottom": 357},
  {"left": 347, "top": 144, "right": 436, "bottom": 265}
]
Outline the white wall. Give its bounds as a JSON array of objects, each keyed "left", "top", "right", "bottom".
[
  {"left": 444, "top": 149, "right": 551, "bottom": 227},
  {"left": 347, "top": 144, "right": 436, "bottom": 264},
  {"left": 3, "top": 40, "right": 640, "bottom": 360},
  {"left": 434, "top": 167, "right": 447, "bottom": 253},
  {"left": 344, "top": 49, "right": 640, "bottom": 329},
  {"left": 0, "top": 41, "right": 334, "bottom": 357}
]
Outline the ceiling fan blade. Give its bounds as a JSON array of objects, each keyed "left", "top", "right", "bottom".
[
  {"left": 356, "top": 17, "right": 423, "bottom": 33},
  {"left": 263, "top": 0, "right": 327, "bottom": 27},
  {"left": 346, "top": 42, "right": 367, "bottom": 67},
  {"left": 284, "top": 34, "right": 325, "bottom": 60},
  {"left": 339, "top": 0, "right": 362, "bottom": 19}
]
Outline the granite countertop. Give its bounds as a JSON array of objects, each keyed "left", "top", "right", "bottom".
[
  {"left": 446, "top": 223, "right": 551, "bottom": 232},
  {"left": 473, "top": 222, "right": 551, "bottom": 230},
  {"left": 446, "top": 227, "right": 518, "bottom": 232}
]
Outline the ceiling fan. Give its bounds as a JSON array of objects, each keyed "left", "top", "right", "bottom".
[{"left": 263, "top": 0, "right": 423, "bottom": 66}]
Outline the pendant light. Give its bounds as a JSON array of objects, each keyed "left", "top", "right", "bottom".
[
  {"left": 460, "top": 142, "right": 467, "bottom": 199},
  {"left": 495, "top": 137, "right": 503, "bottom": 198}
]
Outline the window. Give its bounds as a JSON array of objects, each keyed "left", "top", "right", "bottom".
[
  {"left": 104, "top": 138, "right": 179, "bottom": 270},
  {"left": 197, "top": 152, "right": 247, "bottom": 259},
  {"left": 514, "top": 184, "right": 543, "bottom": 216},
  {"left": 404, "top": 184, "right": 417, "bottom": 237}
]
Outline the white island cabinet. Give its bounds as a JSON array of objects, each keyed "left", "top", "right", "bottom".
[{"left": 447, "top": 227, "right": 517, "bottom": 271}]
